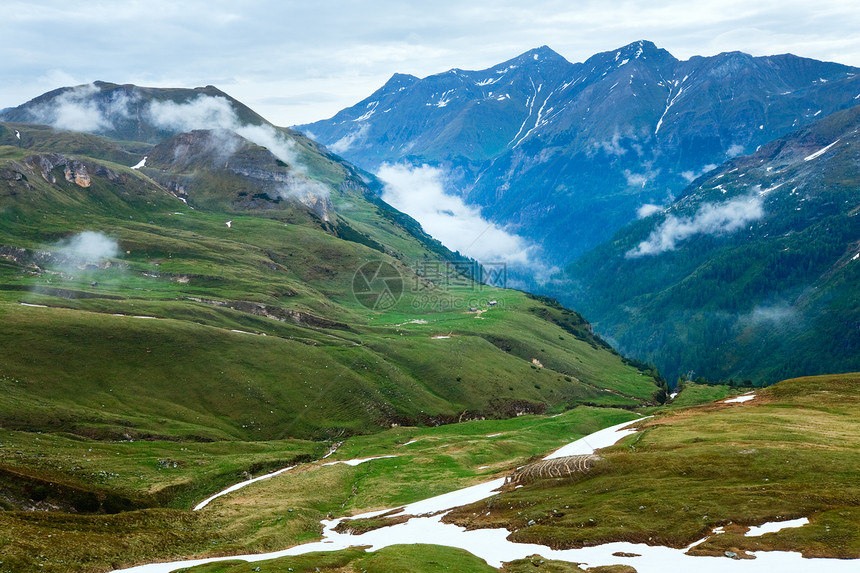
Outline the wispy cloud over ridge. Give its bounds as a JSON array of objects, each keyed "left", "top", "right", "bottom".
[
  {"left": 146, "top": 95, "right": 301, "bottom": 167},
  {"left": 26, "top": 83, "right": 135, "bottom": 132},
  {"left": 627, "top": 194, "right": 764, "bottom": 257}
]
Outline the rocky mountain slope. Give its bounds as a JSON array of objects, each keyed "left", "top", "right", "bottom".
[{"left": 298, "top": 41, "right": 860, "bottom": 262}]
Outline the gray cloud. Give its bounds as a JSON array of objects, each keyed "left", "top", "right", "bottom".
[
  {"left": 627, "top": 194, "right": 764, "bottom": 257},
  {"left": 726, "top": 144, "right": 746, "bottom": 158},
  {"left": 2, "top": 2, "right": 859, "bottom": 125}
]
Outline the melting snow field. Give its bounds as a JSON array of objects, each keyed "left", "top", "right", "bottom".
[
  {"left": 110, "top": 419, "right": 858, "bottom": 573},
  {"left": 543, "top": 418, "right": 646, "bottom": 460},
  {"left": 746, "top": 517, "right": 809, "bottom": 537},
  {"left": 193, "top": 466, "right": 296, "bottom": 511},
  {"left": 322, "top": 455, "right": 397, "bottom": 467},
  {"left": 130, "top": 156, "right": 147, "bottom": 169},
  {"left": 724, "top": 393, "right": 757, "bottom": 404}
]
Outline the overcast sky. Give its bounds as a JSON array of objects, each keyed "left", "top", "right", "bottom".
[{"left": 2, "top": 0, "right": 859, "bottom": 126}]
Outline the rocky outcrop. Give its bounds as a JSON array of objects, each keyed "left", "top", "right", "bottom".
[
  {"left": 64, "top": 161, "right": 91, "bottom": 187},
  {"left": 9, "top": 153, "right": 121, "bottom": 188}
]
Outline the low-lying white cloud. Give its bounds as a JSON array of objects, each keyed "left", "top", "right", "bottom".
[
  {"left": 27, "top": 83, "right": 134, "bottom": 132},
  {"left": 329, "top": 124, "right": 369, "bottom": 154},
  {"left": 377, "top": 163, "right": 534, "bottom": 264},
  {"left": 624, "top": 170, "right": 651, "bottom": 187},
  {"left": 680, "top": 163, "right": 717, "bottom": 182},
  {"left": 146, "top": 95, "right": 300, "bottom": 167},
  {"left": 54, "top": 231, "right": 119, "bottom": 262},
  {"left": 726, "top": 143, "right": 745, "bottom": 158},
  {"left": 147, "top": 95, "right": 331, "bottom": 204},
  {"left": 636, "top": 203, "right": 663, "bottom": 218},
  {"left": 742, "top": 303, "right": 799, "bottom": 327},
  {"left": 627, "top": 194, "right": 764, "bottom": 257}
]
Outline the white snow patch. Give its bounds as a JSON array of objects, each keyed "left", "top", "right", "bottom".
[
  {"left": 353, "top": 101, "right": 378, "bottom": 122},
  {"left": 403, "top": 439, "right": 419, "bottom": 446},
  {"left": 15, "top": 130, "right": 21, "bottom": 139},
  {"left": 131, "top": 157, "right": 147, "bottom": 170},
  {"left": 544, "top": 418, "right": 647, "bottom": 460},
  {"left": 724, "top": 392, "right": 756, "bottom": 404},
  {"left": 225, "top": 220, "right": 232, "bottom": 228},
  {"left": 804, "top": 139, "right": 840, "bottom": 161},
  {"left": 852, "top": 253, "right": 859, "bottom": 261},
  {"left": 476, "top": 77, "right": 500, "bottom": 86},
  {"left": 431, "top": 335, "right": 451, "bottom": 339},
  {"left": 322, "top": 455, "right": 397, "bottom": 467},
  {"left": 669, "top": 392, "right": 679, "bottom": 400},
  {"left": 19, "top": 302, "right": 48, "bottom": 308},
  {"left": 132, "top": 316, "right": 158, "bottom": 319},
  {"left": 193, "top": 465, "right": 296, "bottom": 511},
  {"left": 230, "top": 330, "right": 263, "bottom": 336},
  {"left": 111, "top": 419, "right": 860, "bottom": 573},
  {"left": 757, "top": 182, "right": 784, "bottom": 195},
  {"left": 746, "top": 517, "right": 809, "bottom": 537},
  {"left": 485, "top": 433, "right": 502, "bottom": 438}
]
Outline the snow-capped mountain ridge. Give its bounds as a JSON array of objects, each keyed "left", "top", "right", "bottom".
[{"left": 299, "top": 41, "right": 860, "bottom": 262}]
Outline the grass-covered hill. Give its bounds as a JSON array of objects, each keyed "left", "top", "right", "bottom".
[
  {"left": 0, "top": 83, "right": 663, "bottom": 572},
  {"left": 0, "top": 119, "right": 661, "bottom": 445},
  {"left": 447, "top": 373, "right": 860, "bottom": 560},
  {"left": 563, "top": 104, "right": 860, "bottom": 384}
]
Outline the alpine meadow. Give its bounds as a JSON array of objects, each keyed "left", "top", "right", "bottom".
[{"left": 1, "top": 10, "right": 860, "bottom": 573}]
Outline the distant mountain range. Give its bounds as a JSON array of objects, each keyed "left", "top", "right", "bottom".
[{"left": 298, "top": 40, "right": 860, "bottom": 262}]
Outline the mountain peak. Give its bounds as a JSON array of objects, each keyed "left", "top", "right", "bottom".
[
  {"left": 611, "top": 40, "right": 672, "bottom": 61},
  {"left": 511, "top": 45, "right": 569, "bottom": 65}
]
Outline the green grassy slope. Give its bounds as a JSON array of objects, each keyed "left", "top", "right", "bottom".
[
  {"left": 0, "top": 407, "right": 638, "bottom": 572},
  {"left": 0, "top": 104, "right": 660, "bottom": 572},
  {"left": 0, "top": 124, "right": 659, "bottom": 444}
]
